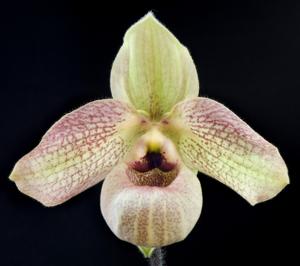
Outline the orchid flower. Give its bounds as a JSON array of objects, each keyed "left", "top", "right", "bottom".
[{"left": 9, "top": 13, "right": 289, "bottom": 258}]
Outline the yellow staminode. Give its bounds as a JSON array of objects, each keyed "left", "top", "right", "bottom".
[{"left": 144, "top": 128, "right": 165, "bottom": 153}]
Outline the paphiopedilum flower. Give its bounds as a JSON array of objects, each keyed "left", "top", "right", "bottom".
[{"left": 9, "top": 13, "right": 289, "bottom": 257}]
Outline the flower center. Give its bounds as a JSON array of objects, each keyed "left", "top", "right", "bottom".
[{"left": 125, "top": 129, "right": 179, "bottom": 187}]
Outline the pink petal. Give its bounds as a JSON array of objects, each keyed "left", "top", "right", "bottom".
[
  {"left": 164, "top": 97, "right": 289, "bottom": 205},
  {"left": 100, "top": 163, "right": 202, "bottom": 247},
  {"left": 9, "top": 99, "right": 145, "bottom": 206}
]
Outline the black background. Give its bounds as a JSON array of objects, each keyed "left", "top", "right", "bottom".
[{"left": 0, "top": 0, "right": 299, "bottom": 265}]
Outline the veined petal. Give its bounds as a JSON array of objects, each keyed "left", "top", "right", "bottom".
[
  {"left": 163, "top": 97, "right": 289, "bottom": 205},
  {"left": 9, "top": 100, "right": 146, "bottom": 206},
  {"left": 100, "top": 163, "right": 202, "bottom": 247},
  {"left": 110, "top": 12, "right": 199, "bottom": 120}
]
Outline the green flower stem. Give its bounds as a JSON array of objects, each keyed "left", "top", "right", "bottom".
[
  {"left": 137, "top": 246, "right": 165, "bottom": 265},
  {"left": 138, "top": 246, "right": 155, "bottom": 258}
]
